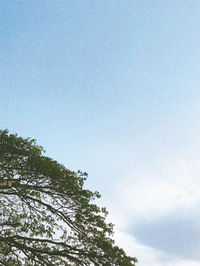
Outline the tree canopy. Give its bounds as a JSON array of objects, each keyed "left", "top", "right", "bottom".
[{"left": 0, "top": 130, "right": 137, "bottom": 265}]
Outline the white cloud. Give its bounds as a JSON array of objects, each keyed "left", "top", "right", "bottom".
[
  {"left": 114, "top": 230, "right": 161, "bottom": 266},
  {"left": 104, "top": 140, "right": 200, "bottom": 265},
  {"left": 115, "top": 146, "right": 200, "bottom": 219},
  {"left": 106, "top": 204, "right": 200, "bottom": 266},
  {"left": 105, "top": 208, "right": 161, "bottom": 266},
  {"left": 107, "top": 206, "right": 200, "bottom": 266}
]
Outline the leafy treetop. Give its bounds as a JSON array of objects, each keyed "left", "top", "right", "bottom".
[{"left": 0, "top": 130, "right": 137, "bottom": 265}]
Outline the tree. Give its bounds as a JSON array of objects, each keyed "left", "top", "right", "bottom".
[{"left": 0, "top": 130, "right": 137, "bottom": 265}]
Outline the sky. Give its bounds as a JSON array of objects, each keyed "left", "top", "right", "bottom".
[{"left": 1, "top": 1, "right": 200, "bottom": 265}]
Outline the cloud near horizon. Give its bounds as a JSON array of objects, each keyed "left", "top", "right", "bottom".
[{"left": 110, "top": 139, "right": 200, "bottom": 265}]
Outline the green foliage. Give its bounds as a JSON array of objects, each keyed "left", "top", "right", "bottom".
[{"left": 0, "top": 130, "right": 137, "bottom": 265}]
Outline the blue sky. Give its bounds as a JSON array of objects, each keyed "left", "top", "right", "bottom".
[{"left": 1, "top": 1, "right": 200, "bottom": 265}]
